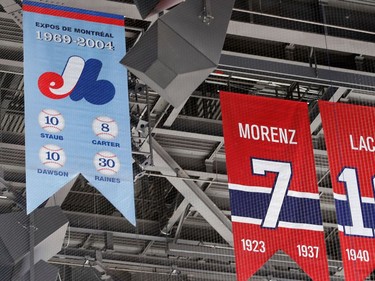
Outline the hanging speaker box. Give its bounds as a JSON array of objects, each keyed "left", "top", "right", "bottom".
[
  {"left": 122, "top": 0, "right": 235, "bottom": 107},
  {"left": 0, "top": 207, "right": 68, "bottom": 281}
]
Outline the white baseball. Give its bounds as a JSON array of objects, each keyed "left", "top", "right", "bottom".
[
  {"left": 39, "top": 144, "right": 66, "bottom": 169},
  {"left": 94, "top": 151, "right": 120, "bottom": 175},
  {"left": 92, "top": 116, "right": 118, "bottom": 140},
  {"left": 38, "top": 109, "right": 65, "bottom": 133}
]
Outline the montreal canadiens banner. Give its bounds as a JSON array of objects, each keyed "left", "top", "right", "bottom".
[
  {"left": 320, "top": 101, "right": 375, "bottom": 280},
  {"left": 221, "top": 92, "right": 329, "bottom": 281},
  {"left": 23, "top": 1, "right": 135, "bottom": 224}
]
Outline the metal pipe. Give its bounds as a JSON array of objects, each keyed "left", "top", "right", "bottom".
[{"left": 232, "top": 8, "right": 375, "bottom": 37}]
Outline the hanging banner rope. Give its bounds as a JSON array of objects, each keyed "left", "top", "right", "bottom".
[
  {"left": 23, "top": 1, "right": 135, "bottom": 225},
  {"left": 320, "top": 101, "right": 375, "bottom": 280},
  {"left": 221, "top": 92, "right": 329, "bottom": 281}
]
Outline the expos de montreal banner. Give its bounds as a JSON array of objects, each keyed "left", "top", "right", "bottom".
[
  {"left": 320, "top": 101, "right": 375, "bottom": 280},
  {"left": 221, "top": 92, "right": 329, "bottom": 281},
  {"left": 23, "top": 1, "right": 135, "bottom": 224}
]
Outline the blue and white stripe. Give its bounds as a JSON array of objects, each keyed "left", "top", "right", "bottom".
[
  {"left": 229, "top": 183, "right": 324, "bottom": 231},
  {"left": 334, "top": 193, "right": 375, "bottom": 234}
]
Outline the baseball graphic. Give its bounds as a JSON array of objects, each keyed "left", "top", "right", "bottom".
[
  {"left": 39, "top": 144, "right": 66, "bottom": 169},
  {"left": 94, "top": 151, "right": 120, "bottom": 175},
  {"left": 92, "top": 116, "right": 118, "bottom": 140},
  {"left": 38, "top": 109, "right": 65, "bottom": 133}
]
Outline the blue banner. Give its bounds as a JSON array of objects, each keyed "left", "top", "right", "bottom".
[{"left": 23, "top": 1, "right": 135, "bottom": 225}]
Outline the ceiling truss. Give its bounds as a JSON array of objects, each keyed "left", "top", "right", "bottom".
[{"left": 1, "top": 0, "right": 375, "bottom": 280}]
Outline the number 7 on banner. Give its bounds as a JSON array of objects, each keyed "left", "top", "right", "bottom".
[
  {"left": 252, "top": 158, "right": 292, "bottom": 228},
  {"left": 221, "top": 92, "right": 329, "bottom": 281}
]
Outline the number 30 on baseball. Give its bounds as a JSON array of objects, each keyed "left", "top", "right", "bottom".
[{"left": 93, "top": 151, "right": 120, "bottom": 175}]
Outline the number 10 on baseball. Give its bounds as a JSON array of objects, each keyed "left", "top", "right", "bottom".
[{"left": 39, "top": 144, "right": 66, "bottom": 169}]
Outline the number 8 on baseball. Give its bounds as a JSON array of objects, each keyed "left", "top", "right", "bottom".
[{"left": 92, "top": 116, "right": 118, "bottom": 140}]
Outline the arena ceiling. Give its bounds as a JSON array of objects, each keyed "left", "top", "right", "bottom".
[{"left": 1, "top": 0, "right": 375, "bottom": 280}]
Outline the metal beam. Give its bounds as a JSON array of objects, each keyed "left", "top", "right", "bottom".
[
  {"left": 140, "top": 241, "right": 154, "bottom": 256},
  {"left": 227, "top": 21, "right": 375, "bottom": 57},
  {"left": 219, "top": 51, "right": 375, "bottom": 92},
  {"left": 0, "top": 39, "right": 22, "bottom": 51},
  {"left": 153, "top": 127, "right": 328, "bottom": 168},
  {"left": 162, "top": 172, "right": 212, "bottom": 235},
  {"left": 70, "top": 226, "right": 228, "bottom": 247},
  {"left": 50, "top": 254, "right": 238, "bottom": 281},
  {"left": 140, "top": 137, "right": 233, "bottom": 246},
  {"left": 0, "top": 59, "right": 23, "bottom": 75},
  {"left": 2, "top": 37, "right": 375, "bottom": 94},
  {"left": 163, "top": 99, "right": 187, "bottom": 127},
  {"left": 50, "top": 251, "right": 344, "bottom": 281},
  {"left": 0, "top": 0, "right": 22, "bottom": 27},
  {"left": 25, "top": 0, "right": 375, "bottom": 58},
  {"left": 161, "top": 199, "right": 190, "bottom": 235},
  {"left": 68, "top": 226, "right": 343, "bottom": 265},
  {"left": 310, "top": 87, "right": 348, "bottom": 134}
]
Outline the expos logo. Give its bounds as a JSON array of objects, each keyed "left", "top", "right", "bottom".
[{"left": 38, "top": 56, "right": 115, "bottom": 105}]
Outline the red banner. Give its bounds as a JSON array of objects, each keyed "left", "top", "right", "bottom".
[
  {"left": 221, "top": 92, "right": 329, "bottom": 281},
  {"left": 320, "top": 101, "right": 375, "bottom": 280}
]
